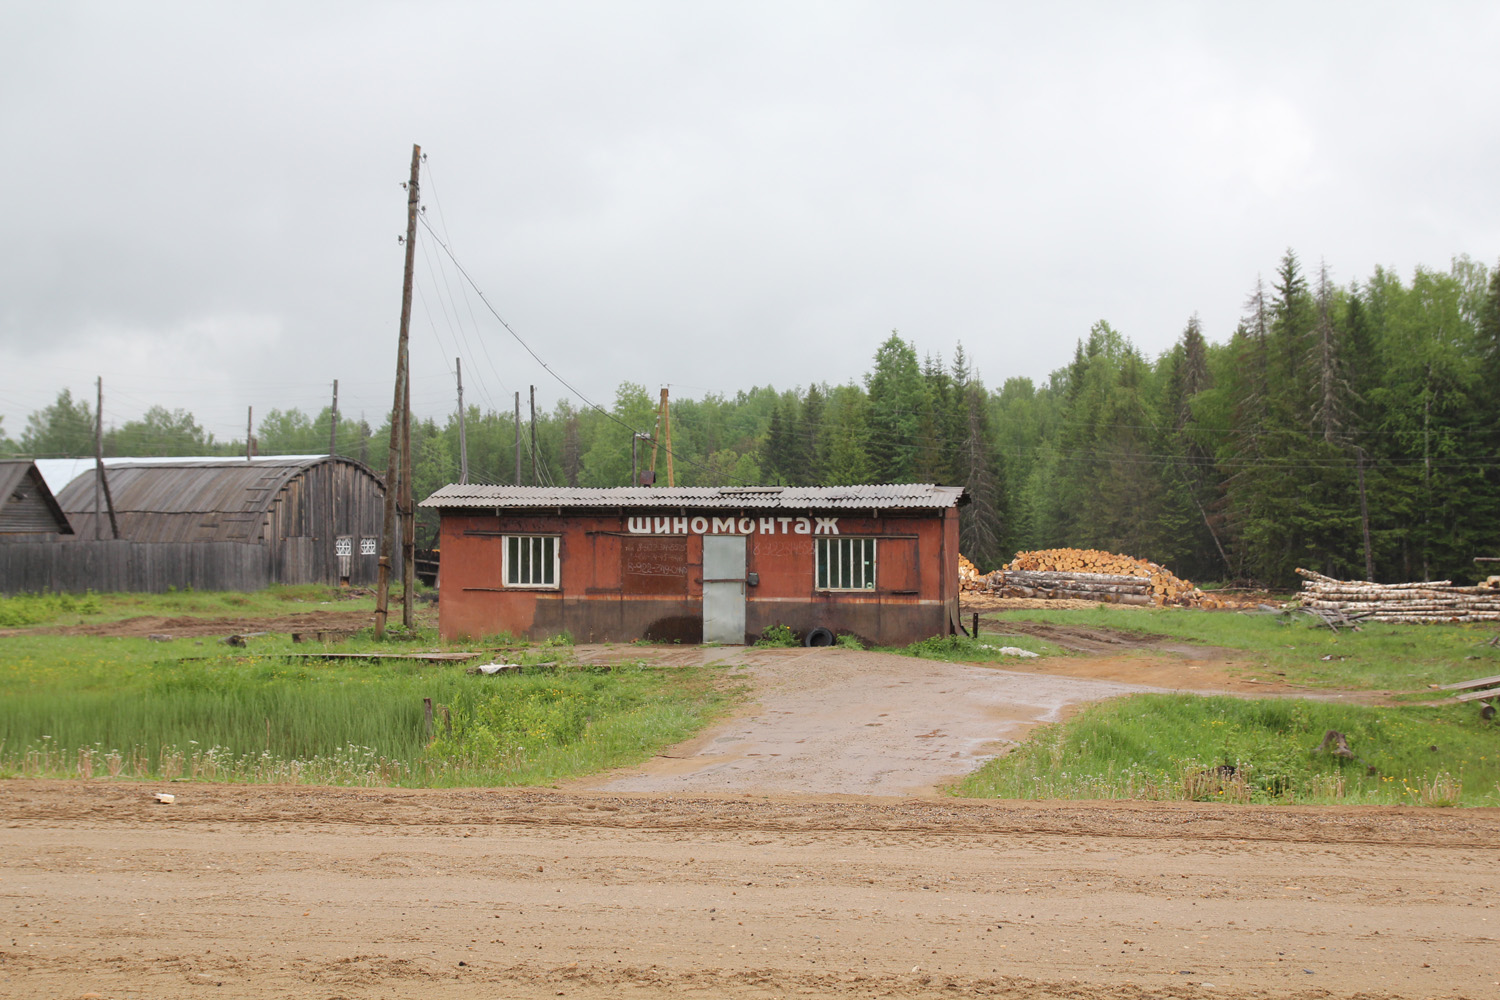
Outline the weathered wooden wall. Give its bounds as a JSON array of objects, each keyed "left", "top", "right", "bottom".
[{"left": 0, "top": 541, "right": 272, "bottom": 595}]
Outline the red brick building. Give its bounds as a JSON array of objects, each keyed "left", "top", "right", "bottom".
[{"left": 420, "top": 484, "right": 966, "bottom": 645}]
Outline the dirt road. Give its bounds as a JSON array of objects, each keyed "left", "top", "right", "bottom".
[{"left": 2, "top": 781, "right": 1495, "bottom": 999}]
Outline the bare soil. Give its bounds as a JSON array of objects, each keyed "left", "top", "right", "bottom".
[
  {"left": 2, "top": 604, "right": 1477, "bottom": 999},
  {"left": 3, "top": 781, "right": 1495, "bottom": 999}
]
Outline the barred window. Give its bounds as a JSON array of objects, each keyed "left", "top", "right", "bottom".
[
  {"left": 334, "top": 537, "right": 352, "bottom": 557},
  {"left": 815, "top": 537, "right": 876, "bottom": 590},
  {"left": 359, "top": 538, "right": 377, "bottom": 555},
  {"left": 504, "top": 535, "right": 558, "bottom": 588}
]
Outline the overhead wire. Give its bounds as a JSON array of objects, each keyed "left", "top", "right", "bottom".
[{"left": 415, "top": 212, "right": 747, "bottom": 486}]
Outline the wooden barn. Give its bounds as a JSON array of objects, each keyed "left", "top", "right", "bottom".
[
  {"left": 420, "top": 484, "right": 966, "bottom": 646},
  {"left": 0, "top": 457, "right": 397, "bottom": 594},
  {"left": 0, "top": 460, "right": 73, "bottom": 537}
]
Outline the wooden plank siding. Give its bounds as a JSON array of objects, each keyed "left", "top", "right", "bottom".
[
  {"left": 0, "top": 540, "right": 272, "bottom": 595},
  {"left": 4, "top": 457, "right": 396, "bottom": 592}
]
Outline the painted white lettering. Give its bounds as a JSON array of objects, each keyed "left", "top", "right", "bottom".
[
  {"left": 793, "top": 517, "right": 811, "bottom": 535},
  {"left": 690, "top": 516, "right": 708, "bottom": 534},
  {"left": 653, "top": 516, "right": 671, "bottom": 534},
  {"left": 711, "top": 516, "right": 735, "bottom": 534},
  {"left": 814, "top": 517, "right": 840, "bottom": 535},
  {"left": 672, "top": 517, "right": 689, "bottom": 534},
  {"left": 759, "top": 517, "right": 775, "bottom": 535},
  {"left": 777, "top": 516, "right": 792, "bottom": 533},
  {"left": 628, "top": 517, "right": 650, "bottom": 534},
  {"left": 737, "top": 517, "right": 754, "bottom": 534}
]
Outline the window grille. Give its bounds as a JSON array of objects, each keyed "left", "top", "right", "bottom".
[
  {"left": 359, "top": 538, "right": 377, "bottom": 555},
  {"left": 815, "top": 537, "right": 876, "bottom": 590},
  {"left": 334, "top": 537, "right": 353, "bottom": 557},
  {"left": 503, "top": 535, "right": 558, "bottom": 588}
]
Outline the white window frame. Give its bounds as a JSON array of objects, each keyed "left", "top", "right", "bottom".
[
  {"left": 359, "top": 538, "right": 377, "bottom": 555},
  {"left": 502, "top": 534, "right": 560, "bottom": 589},
  {"left": 815, "top": 536, "right": 876, "bottom": 591},
  {"left": 334, "top": 536, "right": 353, "bottom": 557}
]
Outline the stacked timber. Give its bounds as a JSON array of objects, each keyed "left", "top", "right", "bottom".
[
  {"left": 991, "top": 548, "right": 1213, "bottom": 608},
  {"left": 959, "top": 554, "right": 985, "bottom": 591},
  {"left": 1296, "top": 569, "right": 1500, "bottom": 623}
]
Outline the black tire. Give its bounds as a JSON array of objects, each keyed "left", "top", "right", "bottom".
[{"left": 804, "top": 626, "right": 835, "bottom": 647}]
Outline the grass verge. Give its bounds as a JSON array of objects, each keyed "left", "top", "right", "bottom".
[
  {"left": 0, "top": 633, "right": 743, "bottom": 787},
  {"left": 986, "top": 606, "right": 1500, "bottom": 690},
  {"left": 952, "top": 693, "right": 1500, "bottom": 807},
  {"left": 0, "top": 585, "right": 381, "bottom": 628}
]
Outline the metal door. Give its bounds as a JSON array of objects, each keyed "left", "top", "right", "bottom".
[{"left": 702, "top": 535, "right": 746, "bottom": 644}]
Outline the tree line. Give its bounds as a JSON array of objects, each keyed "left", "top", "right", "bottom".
[{"left": 7, "top": 251, "right": 1498, "bottom": 588}]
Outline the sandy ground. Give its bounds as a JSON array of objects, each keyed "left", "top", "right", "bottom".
[
  {"left": 2, "top": 605, "right": 1482, "bottom": 999},
  {"left": 2, "top": 782, "right": 1496, "bottom": 1000}
]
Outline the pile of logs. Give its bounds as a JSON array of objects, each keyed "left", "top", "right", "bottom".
[
  {"left": 1296, "top": 569, "right": 1500, "bottom": 623},
  {"left": 981, "top": 548, "right": 1215, "bottom": 608},
  {"left": 959, "top": 554, "right": 985, "bottom": 591}
]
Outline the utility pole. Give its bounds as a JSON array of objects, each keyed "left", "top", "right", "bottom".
[
  {"left": 93, "top": 376, "right": 118, "bottom": 540},
  {"left": 529, "top": 385, "right": 538, "bottom": 485},
  {"left": 661, "top": 386, "right": 674, "bottom": 487},
  {"left": 514, "top": 391, "right": 522, "bottom": 485},
  {"left": 377, "top": 143, "right": 421, "bottom": 639},
  {"left": 328, "top": 378, "right": 339, "bottom": 584},
  {"left": 329, "top": 379, "right": 339, "bottom": 456},
  {"left": 456, "top": 358, "right": 468, "bottom": 484},
  {"left": 246, "top": 406, "right": 253, "bottom": 461}
]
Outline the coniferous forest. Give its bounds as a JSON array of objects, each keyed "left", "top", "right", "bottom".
[{"left": 9, "top": 252, "right": 1499, "bottom": 589}]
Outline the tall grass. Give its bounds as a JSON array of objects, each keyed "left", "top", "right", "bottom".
[
  {"left": 0, "top": 635, "right": 739, "bottom": 786},
  {"left": 952, "top": 693, "right": 1500, "bottom": 806}
]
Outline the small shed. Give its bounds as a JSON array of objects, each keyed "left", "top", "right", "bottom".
[
  {"left": 0, "top": 460, "right": 73, "bottom": 536},
  {"left": 0, "top": 457, "right": 398, "bottom": 592},
  {"left": 420, "top": 484, "right": 966, "bottom": 646}
]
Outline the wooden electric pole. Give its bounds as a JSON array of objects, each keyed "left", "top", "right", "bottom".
[
  {"left": 246, "top": 406, "right": 253, "bottom": 461},
  {"left": 377, "top": 143, "right": 421, "bottom": 639},
  {"left": 93, "top": 376, "right": 118, "bottom": 540},
  {"left": 329, "top": 379, "right": 339, "bottom": 456},
  {"left": 514, "top": 391, "right": 522, "bottom": 485},
  {"left": 529, "top": 385, "right": 538, "bottom": 485},
  {"left": 456, "top": 358, "right": 468, "bottom": 485}
]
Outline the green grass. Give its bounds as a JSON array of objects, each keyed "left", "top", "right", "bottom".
[
  {"left": 0, "top": 585, "right": 381, "bottom": 627},
  {"left": 951, "top": 693, "right": 1500, "bottom": 807},
  {"left": 986, "top": 606, "right": 1500, "bottom": 691},
  {"left": 0, "top": 633, "right": 743, "bottom": 787}
]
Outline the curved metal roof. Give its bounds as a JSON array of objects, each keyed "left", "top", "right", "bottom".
[
  {"left": 53, "top": 457, "right": 384, "bottom": 543},
  {"left": 420, "top": 483, "right": 966, "bottom": 511}
]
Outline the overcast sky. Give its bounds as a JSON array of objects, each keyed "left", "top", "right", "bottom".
[{"left": 4, "top": 1, "right": 1498, "bottom": 448}]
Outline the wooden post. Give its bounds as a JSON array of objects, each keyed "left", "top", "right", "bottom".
[
  {"left": 246, "top": 405, "right": 253, "bottom": 461},
  {"left": 972, "top": 612, "right": 979, "bottom": 638},
  {"left": 456, "top": 358, "right": 468, "bottom": 485},
  {"left": 329, "top": 378, "right": 340, "bottom": 584},
  {"left": 377, "top": 143, "right": 421, "bottom": 639},
  {"left": 424, "top": 697, "right": 433, "bottom": 742},
  {"left": 401, "top": 337, "right": 415, "bottom": 628},
  {"left": 92, "top": 377, "right": 119, "bottom": 541},
  {"left": 649, "top": 388, "right": 664, "bottom": 482},
  {"left": 94, "top": 376, "right": 103, "bottom": 540},
  {"left": 329, "top": 379, "right": 339, "bottom": 456},
  {"left": 529, "top": 385, "right": 538, "bottom": 485},
  {"left": 661, "top": 386, "right": 674, "bottom": 487},
  {"left": 514, "top": 391, "right": 522, "bottom": 485}
]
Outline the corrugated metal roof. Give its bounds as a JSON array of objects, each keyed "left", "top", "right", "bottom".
[
  {"left": 33, "top": 454, "right": 330, "bottom": 495},
  {"left": 52, "top": 457, "right": 382, "bottom": 543},
  {"left": 0, "top": 460, "right": 73, "bottom": 534},
  {"left": 420, "top": 484, "right": 966, "bottom": 510}
]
